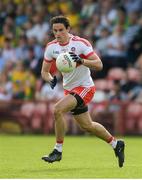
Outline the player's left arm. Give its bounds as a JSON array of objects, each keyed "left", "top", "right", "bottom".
[
  {"left": 70, "top": 38, "right": 103, "bottom": 71},
  {"left": 82, "top": 52, "right": 103, "bottom": 71},
  {"left": 69, "top": 51, "right": 103, "bottom": 71}
]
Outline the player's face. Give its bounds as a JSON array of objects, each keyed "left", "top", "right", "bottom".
[{"left": 52, "top": 23, "right": 70, "bottom": 44}]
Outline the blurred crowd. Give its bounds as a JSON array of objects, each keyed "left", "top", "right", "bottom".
[{"left": 0, "top": 0, "right": 142, "bottom": 134}]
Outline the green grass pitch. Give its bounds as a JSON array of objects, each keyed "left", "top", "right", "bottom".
[{"left": 0, "top": 135, "right": 142, "bottom": 178}]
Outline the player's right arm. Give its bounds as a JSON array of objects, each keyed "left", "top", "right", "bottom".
[
  {"left": 41, "top": 43, "right": 57, "bottom": 89},
  {"left": 41, "top": 61, "right": 53, "bottom": 82},
  {"left": 41, "top": 60, "right": 57, "bottom": 89},
  {"left": 41, "top": 43, "right": 54, "bottom": 82}
]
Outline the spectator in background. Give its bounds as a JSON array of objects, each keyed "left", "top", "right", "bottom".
[
  {"left": 99, "top": 0, "right": 117, "bottom": 30},
  {"left": 0, "top": 15, "right": 15, "bottom": 48},
  {"left": 128, "top": 16, "right": 142, "bottom": 63},
  {"left": 58, "top": 0, "right": 72, "bottom": 15},
  {"left": 103, "top": 24, "right": 127, "bottom": 71},
  {"left": 10, "top": 61, "right": 36, "bottom": 100},
  {"left": 94, "top": 26, "right": 110, "bottom": 78},
  {"left": 66, "top": 9, "right": 80, "bottom": 29},
  {"left": 10, "top": 61, "right": 26, "bottom": 100},
  {"left": 95, "top": 27, "right": 110, "bottom": 57},
  {"left": 108, "top": 80, "right": 128, "bottom": 101},
  {"left": 27, "top": 37, "right": 44, "bottom": 59},
  {"left": 124, "top": 11, "right": 140, "bottom": 45},
  {"left": 15, "top": 4, "right": 28, "bottom": 26},
  {"left": 15, "top": 35, "right": 29, "bottom": 61},
  {"left": 24, "top": 3, "right": 35, "bottom": 20},
  {"left": 24, "top": 46, "right": 42, "bottom": 77},
  {"left": 26, "top": 13, "right": 49, "bottom": 43},
  {"left": 0, "top": 71, "right": 12, "bottom": 101},
  {"left": 124, "top": 10, "right": 140, "bottom": 65},
  {"left": 2, "top": 16, "right": 15, "bottom": 40},
  {"left": 2, "top": 38, "right": 18, "bottom": 64},
  {"left": 123, "top": 0, "right": 142, "bottom": 14},
  {"left": 121, "top": 67, "right": 142, "bottom": 100},
  {"left": 92, "top": 14, "right": 104, "bottom": 41},
  {"left": 80, "top": 0, "right": 97, "bottom": 25},
  {"left": 115, "top": 6, "right": 128, "bottom": 30}
]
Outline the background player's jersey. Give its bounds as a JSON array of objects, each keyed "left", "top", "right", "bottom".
[{"left": 44, "top": 34, "right": 95, "bottom": 90}]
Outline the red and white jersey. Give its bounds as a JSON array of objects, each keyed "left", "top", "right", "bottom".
[{"left": 44, "top": 34, "right": 95, "bottom": 90}]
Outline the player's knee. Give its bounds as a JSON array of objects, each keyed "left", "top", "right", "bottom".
[{"left": 54, "top": 104, "right": 63, "bottom": 117}]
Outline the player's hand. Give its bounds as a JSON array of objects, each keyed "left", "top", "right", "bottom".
[
  {"left": 49, "top": 76, "right": 57, "bottom": 89},
  {"left": 69, "top": 52, "right": 84, "bottom": 64}
]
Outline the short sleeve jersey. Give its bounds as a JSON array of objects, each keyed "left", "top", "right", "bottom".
[{"left": 44, "top": 34, "right": 95, "bottom": 90}]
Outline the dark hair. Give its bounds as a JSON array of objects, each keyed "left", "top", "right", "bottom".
[{"left": 50, "top": 15, "right": 70, "bottom": 29}]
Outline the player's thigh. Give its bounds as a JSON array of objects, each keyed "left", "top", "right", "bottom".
[
  {"left": 73, "top": 111, "right": 93, "bottom": 129},
  {"left": 55, "top": 94, "right": 77, "bottom": 113}
]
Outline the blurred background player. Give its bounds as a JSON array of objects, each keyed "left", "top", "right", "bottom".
[{"left": 41, "top": 16, "right": 125, "bottom": 167}]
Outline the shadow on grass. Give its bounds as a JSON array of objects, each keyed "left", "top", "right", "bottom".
[{"left": 22, "top": 167, "right": 91, "bottom": 173}]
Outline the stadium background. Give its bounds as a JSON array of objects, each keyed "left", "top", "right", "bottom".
[{"left": 0, "top": 0, "right": 142, "bottom": 135}]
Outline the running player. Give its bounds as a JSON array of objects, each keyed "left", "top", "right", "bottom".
[{"left": 41, "top": 15, "right": 125, "bottom": 167}]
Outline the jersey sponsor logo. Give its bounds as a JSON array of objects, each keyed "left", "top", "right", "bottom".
[
  {"left": 61, "top": 48, "right": 68, "bottom": 53},
  {"left": 53, "top": 50, "right": 60, "bottom": 54}
]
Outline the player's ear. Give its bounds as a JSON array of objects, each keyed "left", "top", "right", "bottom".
[{"left": 67, "top": 26, "right": 70, "bottom": 32}]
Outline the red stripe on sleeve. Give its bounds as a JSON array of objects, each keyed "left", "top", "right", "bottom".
[
  {"left": 85, "top": 51, "right": 95, "bottom": 58},
  {"left": 79, "top": 51, "right": 95, "bottom": 59}
]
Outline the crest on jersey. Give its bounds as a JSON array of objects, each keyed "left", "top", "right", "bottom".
[{"left": 71, "top": 47, "right": 76, "bottom": 52}]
